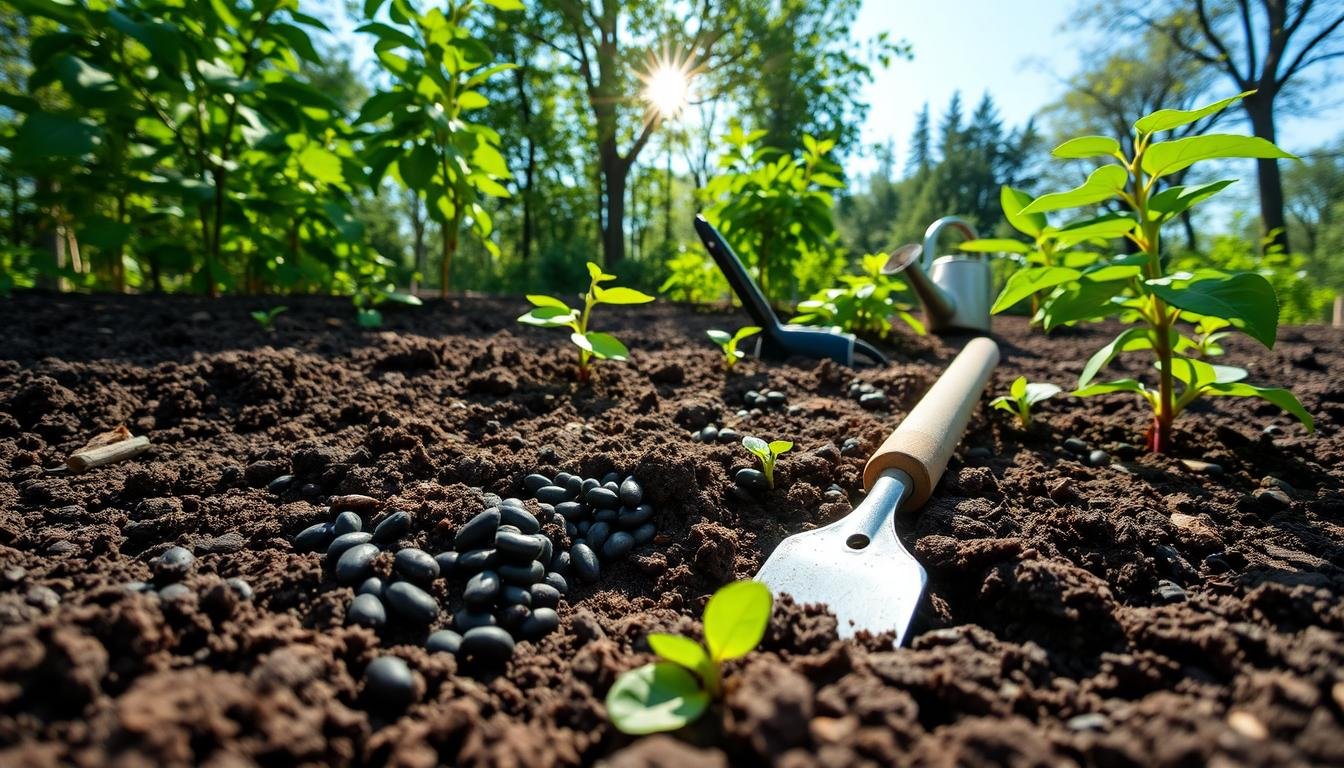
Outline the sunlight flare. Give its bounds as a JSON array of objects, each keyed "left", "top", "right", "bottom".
[{"left": 638, "top": 50, "right": 695, "bottom": 118}]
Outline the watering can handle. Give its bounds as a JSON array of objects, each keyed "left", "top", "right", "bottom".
[
  {"left": 921, "top": 217, "right": 982, "bottom": 270},
  {"left": 863, "top": 337, "right": 999, "bottom": 508}
]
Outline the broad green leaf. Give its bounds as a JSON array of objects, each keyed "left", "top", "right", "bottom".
[
  {"left": 707, "top": 329, "right": 732, "bottom": 345},
  {"left": 768, "top": 440, "right": 793, "bottom": 455},
  {"left": 1020, "top": 166, "right": 1128, "bottom": 214},
  {"left": 517, "top": 306, "right": 577, "bottom": 327},
  {"left": 1009, "top": 375, "right": 1026, "bottom": 400},
  {"left": 53, "top": 55, "right": 120, "bottom": 107},
  {"left": 381, "top": 292, "right": 422, "bottom": 306},
  {"left": 990, "top": 397, "right": 1015, "bottom": 412},
  {"left": 742, "top": 436, "right": 769, "bottom": 458},
  {"left": 703, "top": 580, "right": 772, "bottom": 662},
  {"left": 298, "top": 145, "right": 344, "bottom": 184},
  {"left": 1078, "top": 327, "right": 1152, "bottom": 388},
  {"left": 1146, "top": 272, "right": 1278, "bottom": 347},
  {"left": 14, "top": 112, "right": 100, "bottom": 158},
  {"left": 1134, "top": 91, "right": 1253, "bottom": 134},
  {"left": 1052, "top": 135, "right": 1122, "bottom": 159},
  {"left": 991, "top": 266, "right": 1081, "bottom": 314},
  {"left": 356, "top": 90, "right": 411, "bottom": 124},
  {"left": 605, "top": 663, "right": 708, "bottom": 735},
  {"left": 1025, "top": 382, "right": 1061, "bottom": 405},
  {"left": 578, "top": 331, "right": 631, "bottom": 360},
  {"left": 1057, "top": 213, "right": 1138, "bottom": 241},
  {"left": 527, "top": 294, "right": 570, "bottom": 310},
  {"left": 731, "top": 326, "right": 761, "bottom": 343},
  {"left": 1148, "top": 180, "right": 1236, "bottom": 221},
  {"left": 586, "top": 262, "right": 616, "bottom": 283},
  {"left": 1001, "top": 185, "right": 1046, "bottom": 237},
  {"left": 1081, "top": 253, "right": 1147, "bottom": 282},
  {"left": 648, "top": 633, "right": 712, "bottom": 677},
  {"left": 356, "top": 22, "right": 418, "bottom": 49},
  {"left": 458, "top": 90, "right": 489, "bottom": 110},
  {"left": 1073, "top": 378, "right": 1150, "bottom": 398},
  {"left": 399, "top": 143, "right": 436, "bottom": 191},
  {"left": 1041, "top": 279, "right": 1130, "bottom": 330},
  {"left": 1141, "top": 135, "right": 1295, "bottom": 179},
  {"left": 594, "top": 286, "right": 655, "bottom": 304},
  {"left": 1203, "top": 383, "right": 1314, "bottom": 432},
  {"left": 960, "top": 238, "right": 1029, "bottom": 254}
]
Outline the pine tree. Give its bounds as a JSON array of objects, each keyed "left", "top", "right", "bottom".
[{"left": 905, "top": 103, "right": 932, "bottom": 177}]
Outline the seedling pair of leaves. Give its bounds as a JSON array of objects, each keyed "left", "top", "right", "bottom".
[
  {"left": 991, "top": 376, "right": 1061, "bottom": 428},
  {"left": 707, "top": 326, "right": 760, "bottom": 369},
  {"left": 791, "top": 253, "right": 925, "bottom": 338},
  {"left": 250, "top": 306, "right": 287, "bottom": 331},
  {"left": 517, "top": 262, "right": 654, "bottom": 378},
  {"left": 353, "top": 286, "right": 422, "bottom": 329},
  {"left": 606, "top": 580, "right": 773, "bottom": 734},
  {"left": 992, "top": 91, "right": 1313, "bottom": 451},
  {"left": 743, "top": 436, "right": 792, "bottom": 488}
]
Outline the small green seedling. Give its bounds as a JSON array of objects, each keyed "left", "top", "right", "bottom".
[
  {"left": 517, "top": 262, "right": 654, "bottom": 379},
  {"left": 742, "top": 436, "right": 792, "bottom": 488},
  {"left": 990, "top": 376, "right": 1061, "bottom": 428},
  {"left": 606, "top": 580, "right": 772, "bottom": 735},
  {"left": 353, "top": 286, "right": 422, "bottom": 329},
  {"left": 791, "top": 253, "right": 926, "bottom": 337},
  {"left": 250, "top": 306, "right": 287, "bottom": 331},
  {"left": 706, "top": 326, "right": 761, "bottom": 369}
]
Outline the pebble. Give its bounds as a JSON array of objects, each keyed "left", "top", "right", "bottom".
[
  {"left": 581, "top": 478, "right": 600, "bottom": 494},
  {"left": 1088, "top": 450, "right": 1110, "bottom": 467},
  {"left": 482, "top": 492, "right": 503, "bottom": 508},
  {"left": 858, "top": 391, "right": 887, "bottom": 410},
  {"left": 766, "top": 390, "right": 787, "bottom": 406},
  {"left": 618, "top": 504, "right": 653, "bottom": 528},
  {"left": 434, "top": 551, "right": 458, "bottom": 578},
  {"left": 499, "top": 561, "right": 544, "bottom": 586},
  {"left": 384, "top": 581, "right": 439, "bottom": 625},
  {"left": 571, "top": 543, "right": 600, "bottom": 583},
  {"left": 603, "top": 532, "right": 635, "bottom": 560},
  {"left": 327, "top": 532, "right": 374, "bottom": 562},
  {"left": 523, "top": 474, "right": 551, "bottom": 494},
  {"left": 735, "top": 467, "right": 769, "bottom": 494},
  {"left": 333, "top": 511, "right": 363, "bottom": 536},
  {"left": 1253, "top": 488, "right": 1291, "bottom": 510},
  {"left": 464, "top": 570, "right": 502, "bottom": 607},
  {"left": 495, "top": 530, "right": 544, "bottom": 561},
  {"left": 348, "top": 593, "right": 387, "bottom": 627},
  {"left": 1180, "top": 458, "right": 1224, "bottom": 476},
  {"left": 459, "top": 626, "right": 516, "bottom": 665},
  {"left": 530, "top": 582, "right": 561, "bottom": 609},
  {"left": 363, "top": 656, "right": 416, "bottom": 711},
  {"left": 823, "top": 485, "right": 846, "bottom": 503},
  {"left": 331, "top": 494, "right": 380, "bottom": 512},
  {"left": 394, "top": 548, "right": 440, "bottom": 584},
  {"left": 294, "top": 522, "right": 334, "bottom": 552},
  {"left": 1259, "top": 476, "right": 1295, "bottom": 495},
  {"left": 633, "top": 523, "right": 657, "bottom": 545},
  {"left": 358, "top": 577, "right": 385, "bottom": 596},
  {"left": 1067, "top": 713, "right": 1109, "bottom": 732},
  {"left": 520, "top": 607, "right": 560, "bottom": 640},
  {"left": 158, "top": 583, "right": 193, "bottom": 603},
  {"left": 1155, "top": 580, "right": 1187, "bottom": 603},
  {"left": 586, "top": 521, "right": 612, "bottom": 551},
  {"left": 595, "top": 508, "right": 617, "bottom": 523},
  {"left": 1226, "top": 710, "right": 1268, "bottom": 741},
  {"left": 544, "top": 572, "right": 569, "bottom": 595},
  {"left": 426, "top": 629, "right": 462, "bottom": 654},
  {"left": 226, "top": 578, "right": 253, "bottom": 601},
  {"left": 336, "top": 543, "right": 381, "bottom": 585},
  {"left": 457, "top": 548, "right": 497, "bottom": 573},
  {"left": 372, "top": 510, "right": 412, "bottom": 544},
  {"left": 586, "top": 487, "right": 620, "bottom": 509},
  {"left": 268, "top": 474, "right": 296, "bottom": 493},
  {"left": 602, "top": 471, "right": 621, "bottom": 485},
  {"left": 498, "top": 505, "right": 540, "bottom": 534},
  {"left": 618, "top": 478, "right": 643, "bottom": 506},
  {"left": 453, "top": 609, "right": 497, "bottom": 632},
  {"left": 535, "top": 485, "right": 570, "bottom": 505},
  {"left": 1063, "top": 437, "right": 1088, "bottom": 455},
  {"left": 840, "top": 438, "right": 862, "bottom": 456},
  {"left": 155, "top": 546, "right": 195, "bottom": 580}
]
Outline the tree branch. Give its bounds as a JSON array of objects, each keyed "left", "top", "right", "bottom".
[
  {"left": 1237, "top": 0, "right": 1257, "bottom": 78},
  {"left": 1194, "top": 0, "right": 1251, "bottom": 83},
  {"left": 1279, "top": 10, "right": 1344, "bottom": 84}
]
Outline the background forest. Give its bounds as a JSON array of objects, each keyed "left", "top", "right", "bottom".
[{"left": 1, "top": 0, "right": 1342, "bottom": 323}]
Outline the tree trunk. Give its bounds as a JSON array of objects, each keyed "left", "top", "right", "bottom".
[
  {"left": 600, "top": 147, "right": 627, "bottom": 268},
  {"left": 1243, "top": 94, "right": 1290, "bottom": 254},
  {"left": 513, "top": 64, "right": 535, "bottom": 262},
  {"left": 1180, "top": 209, "right": 1198, "bottom": 252}
]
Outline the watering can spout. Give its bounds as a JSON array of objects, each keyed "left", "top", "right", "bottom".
[
  {"left": 882, "top": 216, "right": 991, "bottom": 334},
  {"left": 883, "top": 243, "right": 958, "bottom": 327}
]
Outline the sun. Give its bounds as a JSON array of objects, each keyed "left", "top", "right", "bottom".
[{"left": 638, "top": 51, "right": 695, "bottom": 119}]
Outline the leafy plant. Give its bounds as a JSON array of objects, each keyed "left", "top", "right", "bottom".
[
  {"left": 791, "top": 252, "right": 925, "bottom": 338},
  {"left": 706, "top": 326, "right": 760, "bottom": 369},
  {"left": 659, "top": 248, "right": 730, "bottom": 305},
  {"left": 606, "top": 580, "right": 772, "bottom": 735},
  {"left": 250, "top": 306, "right": 288, "bottom": 331},
  {"left": 517, "top": 262, "right": 654, "bottom": 379},
  {"left": 990, "top": 376, "right": 1061, "bottom": 428},
  {"left": 1004, "top": 91, "right": 1313, "bottom": 452},
  {"left": 742, "top": 436, "right": 792, "bottom": 488},
  {"left": 353, "top": 285, "right": 422, "bottom": 329}
]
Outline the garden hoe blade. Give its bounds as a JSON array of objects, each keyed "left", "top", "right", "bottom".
[{"left": 755, "top": 337, "right": 1000, "bottom": 646}]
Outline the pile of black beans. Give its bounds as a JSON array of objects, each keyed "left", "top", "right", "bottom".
[
  {"left": 124, "top": 545, "right": 253, "bottom": 604},
  {"left": 847, "top": 379, "right": 889, "bottom": 410},
  {"left": 690, "top": 423, "right": 740, "bottom": 444},
  {"left": 743, "top": 388, "right": 788, "bottom": 409},
  {"left": 522, "top": 470, "right": 656, "bottom": 586}
]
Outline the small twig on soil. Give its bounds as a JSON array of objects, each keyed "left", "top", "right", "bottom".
[{"left": 67, "top": 435, "right": 151, "bottom": 474}]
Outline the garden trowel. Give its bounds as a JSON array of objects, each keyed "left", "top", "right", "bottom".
[{"left": 755, "top": 336, "right": 1000, "bottom": 645}]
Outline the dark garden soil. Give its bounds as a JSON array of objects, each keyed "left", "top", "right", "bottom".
[{"left": 0, "top": 292, "right": 1341, "bottom": 767}]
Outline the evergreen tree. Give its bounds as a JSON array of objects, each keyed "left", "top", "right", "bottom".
[{"left": 905, "top": 103, "right": 932, "bottom": 177}]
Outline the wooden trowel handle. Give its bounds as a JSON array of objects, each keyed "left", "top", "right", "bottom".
[{"left": 863, "top": 336, "right": 1000, "bottom": 508}]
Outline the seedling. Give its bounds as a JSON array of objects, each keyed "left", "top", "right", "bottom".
[
  {"left": 792, "top": 253, "right": 925, "bottom": 337},
  {"left": 706, "top": 326, "right": 761, "bottom": 369},
  {"left": 742, "top": 436, "right": 792, "bottom": 488},
  {"left": 517, "top": 262, "right": 654, "bottom": 379},
  {"left": 990, "top": 376, "right": 1061, "bottom": 428},
  {"left": 996, "top": 92, "right": 1313, "bottom": 452},
  {"left": 250, "top": 306, "right": 287, "bottom": 331},
  {"left": 353, "top": 286, "right": 422, "bottom": 329},
  {"left": 606, "top": 580, "right": 772, "bottom": 735}
]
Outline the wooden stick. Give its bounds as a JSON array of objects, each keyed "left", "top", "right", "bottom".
[{"left": 67, "top": 436, "right": 151, "bottom": 474}]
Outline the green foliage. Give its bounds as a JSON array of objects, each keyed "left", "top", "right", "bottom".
[
  {"left": 791, "top": 252, "right": 925, "bottom": 338},
  {"left": 1170, "top": 232, "right": 1334, "bottom": 325},
  {"left": 517, "top": 261, "right": 654, "bottom": 379},
  {"left": 659, "top": 248, "right": 730, "bottom": 304},
  {"left": 1007, "top": 92, "right": 1312, "bottom": 451},
  {"left": 990, "top": 376, "right": 1061, "bottom": 428},
  {"left": 706, "top": 326, "right": 760, "bottom": 369},
  {"left": 250, "top": 305, "right": 287, "bottom": 331},
  {"left": 741, "top": 436, "right": 792, "bottom": 488},
  {"left": 606, "top": 580, "right": 772, "bottom": 735}
]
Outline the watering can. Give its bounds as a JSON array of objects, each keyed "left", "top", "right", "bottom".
[{"left": 883, "top": 216, "right": 993, "bottom": 334}]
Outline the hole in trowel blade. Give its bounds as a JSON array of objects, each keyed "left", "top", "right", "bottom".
[{"left": 846, "top": 534, "right": 870, "bottom": 550}]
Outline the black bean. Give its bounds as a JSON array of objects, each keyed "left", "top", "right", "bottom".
[
  {"left": 454, "top": 509, "right": 500, "bottom": 552},
  {"left": 464, "top": 570, "right": 501, "bottom": 607},
  {"left": 700, "top": 425, "right": 719, "bottom": 442},
  {"left": 327, "top": 532, "right": 374, "bottom": 563},
  {"left": 268, "top": 474, "right": 295, "bottom": 493},
  {"left": 358, "top": 577, "right": 384, "bottom": 596},
  {"left": 426, "top": 629, "right": 462, "bottom": 654},
  {"left": 499, "top": 524, "right": 521, "bottom": 536},
  {"left": 333, "top": 511, "right": 363, "bottom": 536},
  {"left": 523, "top": 473, "right": 551, "bottom": 494},
  {"left": 633, "top": 522, "right": 657, "bottom": 545},
  {"left": 294, "top": 522, "right": 335, "bottom": 552},
  {"left": 571, "top": 543, "right": 600, "bottom": 583},
  {"left": 520, "top": 607, "right": 560, "bottom": 641},
  {"left": 603, "top": 532, "right": 635, "bottom": 560},
  {"left": 618, "top": 504, "right": 653, "bottom": 529},
  {"left": 336, "top": 543, "right": 380, "bottom": 585},
  {"left": 348, "top": 593, "right": 386, "bottom": 627},
  {"left": 577, "top": 521, "right": 591, "bottom": 536},
  {"left": 495, "top": 530, "right": 543, "bottom": 562},
  {"left": 564, "top": 474, "right": 583, "bottom": 495},
  {"left": 458, "top": 626, "right": 515, "bottom": 665},
  {"left": 544, "top": 572, "right": 569, "bottom": 595},
  {"left": 372, "top": 510, "right": 413, "bottom": 544},
  {"left": 859, "top": 391, "right": 887, "bottom": 410},
  {"left": 550, "top": 550, "right": 571, "bottom": 574},
  {"left": 585, "top": 487, "right": 619, "bottom": 509},
  {"left": 394, "top": 548, "right": 439, "bottom": 585},
  {"left": 535, "top": 485, "right": 570, "bottom": 505},
  {"left": 363, "top": 656, "right": 416, "bottom": 711},
  {"left": 453, "top": 609, "right": 497, "bottom": 632},
  {"left": 735, "top": 467, "right": 769, "bottom": 493},
  {"left": 497, "top": 604, "right": 531, "bottom": 632},
  {"left": 717, "top": 428, "right": 739, "bottom": 444},
  {"left": 618, "top": 477, "right": 643, "bottom": 506},
  {"left": 384, "top": 581, "right": 438, "bottom": 626},
  {"left": 766, "top": 390, "right": 787, "bottom": 405},
  {"left": 602, "top": 481, "right": 619, "bottom": 494},
  {"left": 581, "top": 478, "right": 600, "bottom": 494},
  {"left": 501, "top": 585, "right": 532, "bottom": 607},
  {"left": 155, "top": 546, "right": 195, "bottom": 580},
  {"left": 226, "top": 578, "right": 253, "bottom": 601},
  {"left": 1064, "top": 437, "right": 1089, "bottom": 455},
  {"left": 564, "top": 522, "right": 577, "bottom": 539},
  {"left": 535, "top": 535, "right": 553, "bottom": 567},
  {"left": 587, "top": 521, "right": 612, "bottom": 551},
  {"left": 530, "top": 583, "right": 561, "bottom": 609},
  {"left": 457, "top": 548, "right": 497, "bottom": 574},
  {"left": 498, "top": 505, "right": 540, "bottom": 534},
  {"left": 595, "top": 508, "right": 617, "bottom": 523},
  {"left": 556, "top": 501, "right": 586, "bottom": 520},
  {"left": 502, "top": 496, "right": 527, "bottom": 510},
  {"left": 499, "top": 560, "right": 544, "bottom": 586},
  {"left": 553, "top": 472, "right": 575, "bottom": 488},
  {"left": 434, "top": 551, "right": 458, "bottom": 578},
  {"left": 602, "top": 471, "right": 621, "bottom": 485}
]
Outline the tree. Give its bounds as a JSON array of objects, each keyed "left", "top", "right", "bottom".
[{"left": 906, "top": 103, "right": 932, "bottom": 177}]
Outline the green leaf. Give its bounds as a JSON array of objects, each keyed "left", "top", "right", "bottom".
[
  {"left": 991, "top": 266, "right": 1081, "bottom": 314},
  {"left": 356, "top": 22, "right": 419, "bottom": 49},
  {"left": 381, "top": 292, "right": 422, "bottom": 306},
  {"left": 732, "top": 326, "right": 761, "bottom": 343},
  {"left": 1141, "top": 134, "right": 1296, "bottom": 179},
  {"left": 1024, "top": 382, "right": 1061, "bottom": 405},
  {"left": 648, "top": 633, "right": 712, "bottom": 676},
  {"left": 1020, "top": 166, "right": 1128, "bottom": 214},
  {"left": 768, "top": 440, "right": 793, "bottom": 455},
  {"left": 53, "top": 55, "right": 120, "bottom": 106},
  {"left": 298, "top": 145, "right": 344, "bottom": 185},
  {"left": 14, "top": 111, "right": 100, "bottom": 158},
  {"left": 1009, "top": 375, "right": 1026, "bottom": 400},
  {"left": 1052, "top": 135, "right": 1122, "bottom": 159},
  {"left": 706, "top": 329, "right": 732, "bottom": 346},
  {"left": 703, "top": 580, "right": 772, "bottom": 662},
  {"left": 1041, "top": 279, "right": 1129, "bottom": 329},
  {"left": 1078, "top": 327, "right": 1151, "bottom": 388},
  {"left": 577, "top": 331, "right": 631, "bottom": 361},
  {"left": 399, "top": 143, "right": 436, "bottom": 191},
  {"left": 517, "top": 307, "right": 578, "bottom": 327},
  {"left": 1203, "top": 383, "right": 1314, "bottom": 432},
  {"left": 959, "top": 238, "right": 1030, "bottom": 254},
  {"left": 594, "top": 286, "right": 655, "bottom": 305},
  {"left": 356, "top": 308, "right": 383, "bottom": 328},
  {"left": 586, "top": 262, "right": 616, "bottom": 283},
  {"left": 527, "top": 294, "right": 570, "bottom": 310},
  {"left": 605, "top": 663, "right": 709, "bottom": 735},
  {"left": 991, "top": 398, "right": 1016, "bottom": 413},
  {"left": 1146, "top": 272, "right": 1278, "bottom": 347},
  {"left": 1001, "top": 185, "right": 1046, "bottom": 237},
  {"left": 1073, "top": 378, "right": 1151, "bottom": 399},
  {"left": 742, "top": 436, "right": 769, "bottom": 458},
  {"left": 458, "top": 90, "right": 489, "bottom": 110},
  {"left": 356, "top": 90, "right": 411, "bottom": 124},
  {"left": 1134, "top": 91, "right": 1253, "bottom": 134},
  {"left": 1056, "top": 213, "right": 1138, "bottom": 242},
  {"left": 1147, "top": 180, "right": 1236, "bottom": 221}
]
